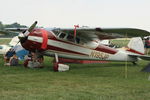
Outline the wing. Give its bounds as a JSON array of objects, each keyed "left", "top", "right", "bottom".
[{"left": 60, "top": 28, "right": 150, "bottom": 40}]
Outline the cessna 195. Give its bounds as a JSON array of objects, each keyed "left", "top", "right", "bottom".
[{"left": 6, "top": 21, "right": 150, "bottom": 71}]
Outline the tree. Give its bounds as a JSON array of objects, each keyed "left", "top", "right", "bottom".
[
  {"left": 0, "top": 21, "right": 4, "bottom": 30},
  {"left": 4, "top": 22, "right": 27, "bottom": 28}
]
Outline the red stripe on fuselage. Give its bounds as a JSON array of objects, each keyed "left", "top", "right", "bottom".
[
  {"left": 52, "top": 38, "right": 118, "bottom": 54},
  {"left": 127, "top": 48, "right": 144, "bottom": 55},
  {"left": 24, "top": 39, "right": 88, "bottom": 56},
  {"left": 46, "top": 44, "right": 88, "bottom": 56},
  {"left": 95, "top": 45, "right": 118, "bottom": 54}
]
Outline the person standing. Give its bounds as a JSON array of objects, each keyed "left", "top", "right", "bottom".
[
  {"left": 4, "top": 48, "right": 15, "bottom": 65},
  {"left": 144, "top": 37, "right": 150, "bottom": 55},
  {"left": 9, "top": 53, "right": 19, "bottom": 66}
]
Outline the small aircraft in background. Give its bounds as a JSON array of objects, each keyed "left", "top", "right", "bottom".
[
  {"left": 3, "top": 21, "right": 150, "bottom": 71},
  {"left": 0, "top": 36, "right": 28, "bottom": 60},
  {"left": 0, "top": 36, "right": 20, "bottom": 54}
]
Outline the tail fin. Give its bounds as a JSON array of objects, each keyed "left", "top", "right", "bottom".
[{"left": 127, "top": 37, "right": 144, "bottom": 55}]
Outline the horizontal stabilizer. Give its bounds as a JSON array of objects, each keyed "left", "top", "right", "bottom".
[{"left": 129, "top": 54, "right": 150, "bottom": 60}]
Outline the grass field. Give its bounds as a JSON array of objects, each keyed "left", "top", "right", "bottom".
[
  {"left": 0, "top": 38, "right": 150, "bottom": 100},
  {"left": 0, "top": 56, "right": 150, "bottom": 100},
  {"left": 0, "top": 38, "right": 11, "bottom": 45}
]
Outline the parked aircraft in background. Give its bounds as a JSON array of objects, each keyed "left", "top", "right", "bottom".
[
  {"left": 0, "top": 36, "right": 28, "bottom": 60},
  {"left": 0, "top": 36, "right": 18, "bottom": 54},
  {"left": 3, "top": 21, "right": 150, "bottom": 71}
]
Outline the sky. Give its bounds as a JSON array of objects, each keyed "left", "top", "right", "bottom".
[{"left": 0, "top": 0, "right": 150, "bottom": 31}]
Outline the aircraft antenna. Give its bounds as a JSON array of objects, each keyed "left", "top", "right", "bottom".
[{"left": 74, "top": 25, "right": 79, "bottom": 39}]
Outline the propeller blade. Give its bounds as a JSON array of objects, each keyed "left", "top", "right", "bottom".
[
  {"left": 28, "top": 21, "right": 38, "bottom": 32},
  {"left": 22, "top": 21, "right": 37, "bottom": 36},
  {"left": 18, "top": 21, "right": 38, "bottom": 43}
]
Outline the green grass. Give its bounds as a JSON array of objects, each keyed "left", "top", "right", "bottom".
[
  {"left": 0, "top": 55, "right": 150, "bottom": 100},
  {"left": 0, "top": 38, "right": 11, "bottom": 45},
  {"left": 0, "top": 38, "right": 150, "bottom": 100}
]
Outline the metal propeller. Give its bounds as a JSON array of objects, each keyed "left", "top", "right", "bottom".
[
  {"left": 18, "top": 21, "right": 37, "bottom": 43},
  {"left": 27, "top": 21, "right": 38, "bottom": 33}
]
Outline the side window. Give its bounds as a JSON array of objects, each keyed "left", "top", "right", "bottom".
[
  {"left": 67, "top": 35, "right": 74, "bottom": 42},
  {"left": 58, "top": 32, "right": 80, "bottom": 44},
  {"left": 59, "top": 33, "right": 66, "bottom": 39},
  {"left": 52, "top": 29, "right": 60, "bottom": 36},
  {"left": 76, "top": 37, "right": 80, "bottom": 44},
  {"left": 66, "top": 34, "right": 81, "bottom": 43}
]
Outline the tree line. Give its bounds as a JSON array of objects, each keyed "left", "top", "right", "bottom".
[{"left": 0, "top": 21, "right": 27, "bottom": 30}]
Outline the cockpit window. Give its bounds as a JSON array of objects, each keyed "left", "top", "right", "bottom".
[
  {"left": 66, "top": 34, "right": 80, "bottom": 43},
  {"left": 67, "top": 35, "right": 74, "bottom": 42},
  {"left": 52, "top": 29, "right": 60, "bottom": 36},
  {"left": 76, "top": 37, "right": 80, "bottom": 44},
  {"left": 59, "top": 33, "right": 66, "bottom": 39},
  {"left": 53, "top": 30, "right": 81, "bottom": 44}
]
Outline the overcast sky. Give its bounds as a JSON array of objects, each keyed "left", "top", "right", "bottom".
[{"left": 0, "top": 0, "right": 150, "bottom": 31}]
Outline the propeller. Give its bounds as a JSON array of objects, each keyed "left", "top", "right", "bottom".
[
  {"left": 27, "top": 21, "right": 38, "bottom": 33},
  {"left": 18, "top": 21, "right": 37, "bottom": 43}
]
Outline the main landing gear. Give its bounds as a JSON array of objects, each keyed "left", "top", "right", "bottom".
[
  {"left": 53, "top": 53, "right": 69, "bottom": 72},
  {"left": 132, "top": 61, "right": 137, "bottom": 65}
]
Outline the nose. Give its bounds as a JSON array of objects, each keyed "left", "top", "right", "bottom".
[
  {"left": 18, "top": 31, "right": 30, "bottom": 43},
  {"left": 18, "top": 35, "right": 28, "bottom": 44}
]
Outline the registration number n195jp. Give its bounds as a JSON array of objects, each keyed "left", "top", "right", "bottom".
[{"left": 90, "top": 51, "right": 109, "bottom": 59}]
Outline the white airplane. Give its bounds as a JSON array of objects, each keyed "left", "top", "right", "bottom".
[
  {"left": 0, "top": 36, "right": 28, "bottom": 59},
  {"left": 0, "top": 36, "right": 19, "bottom": 54}
]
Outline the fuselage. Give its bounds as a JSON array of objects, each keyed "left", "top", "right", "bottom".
[{"left": 21, "top": 28, "right": 137, "bottom": 62}]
